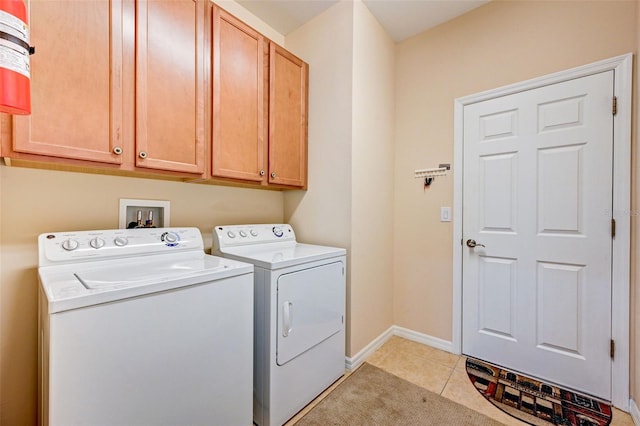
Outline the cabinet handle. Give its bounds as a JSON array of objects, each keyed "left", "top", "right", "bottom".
[
  {"left": 259, "top": 170, "right": 265, "bottom": 176},
  {"left": 138, "top": 151, "right": 148, "bottom": 159},
  {"left": 270, "top": 172, "right": 276, "bottom": 178},
  {"left": 113, "top": 146, "right": 123, "bottom": 155}
]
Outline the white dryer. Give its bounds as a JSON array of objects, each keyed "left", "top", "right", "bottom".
[
  {"left": 38, "top": 227, "right": 254, "bottom": 426},
  {"left": 213, "top": 224, "right": 346, "bottom": 426}
]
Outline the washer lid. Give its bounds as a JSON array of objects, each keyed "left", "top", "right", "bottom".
[
  {"left": 219, "top": 242, "right": 346, "bottom": 269},
  {"left": 39, "top": 252, "right": 253, "bottom": 313},
  {"left": 74, "top": 256, "right": 232, "bottom": 289}
]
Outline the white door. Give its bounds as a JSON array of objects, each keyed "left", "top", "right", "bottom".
[{"left": 462, "top": 71, "right": 614, "bottom": 399}]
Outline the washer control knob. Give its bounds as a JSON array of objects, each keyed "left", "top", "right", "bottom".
[
  {"left": 89, "top": 237, "right": 105, "bottom": 249},
  {"left": 227, "top": 231, "right": 236, "bottom": 239},
  {"left": 239, "top": 230, "right": 247, "bottom": 238},
  {"left": 61, "top": 239, "right": 79, "bottom": 251},
  {"left": 250, "top": 229, "right": 258, "bottom": 237},
  {"left": 272, "top": 226, "right": 284, "bottom": 238},
  {"left": 114, "top": 236, "right": 128, "bottom": 247},
  {"left": 163, "top": 232, "right": 179, "bottom": 245}
]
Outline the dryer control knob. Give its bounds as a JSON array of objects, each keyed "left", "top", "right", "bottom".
[
  {"left": 272, "top": 226, "right": 284, "bottom": 238},
  {"left": 163, "top": 232, "right": 179, "bottom": 245},
  {"left": 89, "top": 237, "right": 105, "bottom": 249},
  {"left": 227, "top": 231, "right": 236, "bottom": 239},
  {"left": 239, "top": 230, "right": 247, "bottom": 238},
  {"left": 114, "top": 236, "right": 128, "bottom": 247},
  {"left": 250, "top": 229, "right": 258, "bottom": 237},
  {"left": 61, "top": 239, "right": 79, "bottom": 251}
]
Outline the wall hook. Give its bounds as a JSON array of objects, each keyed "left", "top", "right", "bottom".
[{"left": 414, "top": 163, "right": 451, "bottom": 188}]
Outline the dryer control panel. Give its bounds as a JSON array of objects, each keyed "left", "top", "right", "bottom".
[
  {"left": 214, "top": 224, "right": 296, "bottom": 249},
  {"left": 38, "top": 227, "right": 204, "bottom": 266}
]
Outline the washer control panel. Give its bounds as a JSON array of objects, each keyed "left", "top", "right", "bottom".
[
  {"left": 39, "top": 227, "right": 203, "bottom": 266},
  {"left": 214, "top": 224, "right": 296, "bottom": 249}
]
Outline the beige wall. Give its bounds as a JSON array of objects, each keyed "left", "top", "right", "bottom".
[
  {"left": 393, "top": 0, "right": 637, "bottom": 343},
  {"left": 283, "top": 1, "right": 355, "bottom": 348},
  {"left": 349, "top": 0, "right": 395, "bottom": 355},
  {"left": 0, "top": 166, "right": 283, "bottom": 424},
  {"left": 284, "top": 0, "right": 396, "bottom": 356},
  {"left": 283, "top": 1, "right": 353, "bottom": 250}
]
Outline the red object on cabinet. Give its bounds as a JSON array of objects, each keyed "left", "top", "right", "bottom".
[{"left": 0, "top": 0, "right": 31, "bottom": 114}]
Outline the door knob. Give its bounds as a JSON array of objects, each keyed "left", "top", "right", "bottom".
[{"left": 466, "top": 239, "right": 485, "bottom": 248}]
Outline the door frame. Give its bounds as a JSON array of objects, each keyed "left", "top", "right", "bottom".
[{"left": 452, "top": 53, "right": 632, "bottom": 410}]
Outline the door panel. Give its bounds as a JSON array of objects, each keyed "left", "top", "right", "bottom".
[
  {"left": 268, "top": 44, "right": 308, "bottom": 187},
  {"left": 536, "top": 262, "right": 584, "bottom": 356},
  {"left": 477, "top": 256, "right": 517, "bottom": 340},
  {"left": 462, "top": 71, "right": 613, "bottom": 399},
  {"left": 135, "top": 0, "right": 206, "bottom": 174},
  {"left": 211, "top": 6, "right": 266, "bottom": 182},
  {"left": 479, "top": 153, "right": 517, "bottom": 232},
  {"left": 13, "top": 0, "right": 123, "bottom": 164},
  {"left": 538, "top": 145, "right": 584, "bottom": 233},
  {"left": 276, "top": 262, "right": 344, "bottom": 366}
]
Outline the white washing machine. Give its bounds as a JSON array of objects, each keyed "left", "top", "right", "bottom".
[
  {"left": 213, "top": 224, "right": 346, "bottom": 426},
  {"left": 38, "top": 227, "right": 254, "bottom": 426}
]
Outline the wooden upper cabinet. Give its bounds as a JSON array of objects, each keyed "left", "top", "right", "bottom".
[
  {"left": 211, "top": 6, "right": 267, "bottom": 182},
  {"left": 2, "top": 1, "right": 308, "bottom": 188},
  {"left": 268, "top": 44, "right": 308, "bottom": 188},
  {"left": 10, "top": 0, "right": 124, "bottom": 164},
  {"left": 135, "top": 0, "right": 206, "bottom": 175}
]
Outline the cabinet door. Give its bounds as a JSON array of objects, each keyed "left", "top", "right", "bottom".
[
  {"left": 11, "top": 0, "right": 124, "bottom": 164},
  {"left": 268, "top": 44, "right": 308, "bottom": 188},
  {"left": 211, "top": 6, "right": 267, "bottom": 182},
  {"left": 135, "top": 0, "right": 206, "bottom": 175}
]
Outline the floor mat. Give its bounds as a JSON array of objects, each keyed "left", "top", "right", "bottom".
[
  {"left": 465, "top": 357, "right": 612, "bottom": 426},
  {"left": 297, "top": 362, "right": 503, "bottom": 426}
]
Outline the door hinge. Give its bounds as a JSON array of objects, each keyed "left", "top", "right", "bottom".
[
  {"left": 612, "top": 96, "right": 618, "bottom": 116},
  {"left": 611, "top": 218, "right": 616, "bottom": 238},
  {"left": 610, "top": 339, "right": 615, "bottom": 359}
]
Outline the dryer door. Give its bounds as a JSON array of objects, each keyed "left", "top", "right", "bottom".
[{"left": 276, "top": 261, "right": 345, "bottom": 366}]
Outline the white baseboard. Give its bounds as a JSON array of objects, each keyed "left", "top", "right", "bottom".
[
  {"left": 392, "top": 325, "right": 454, "bottom": 354},
  {"left": 630, "top": 398, "right": 640, "bottom": 425},
  {"left": 345, "top": 326, "right": 394, "bottom": 371},
  {"left": 344, "top": 325, "right": 454, "bottom": 371}
]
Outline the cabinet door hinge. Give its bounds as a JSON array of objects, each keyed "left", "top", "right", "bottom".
[
  {"left": 611, "top": 218, "right": 616, "bottom": 238},
  {"left": 610, "top": 339, "right": 615, "bottom": 359},
  {"left": 612, "top": 96, "right": 618, "bottom": 116}
]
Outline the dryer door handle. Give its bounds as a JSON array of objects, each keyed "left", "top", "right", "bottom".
[{"left": 283, "top": 301, "right": 293, "bottom": 337}]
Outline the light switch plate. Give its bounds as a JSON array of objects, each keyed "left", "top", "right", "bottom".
[{"left": 440, "top": 207, "right": 451, "bottom": 222}]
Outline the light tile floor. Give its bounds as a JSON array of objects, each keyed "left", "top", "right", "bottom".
[{"left": 288, "top": 336, "right": 635, "bottom": 426}]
